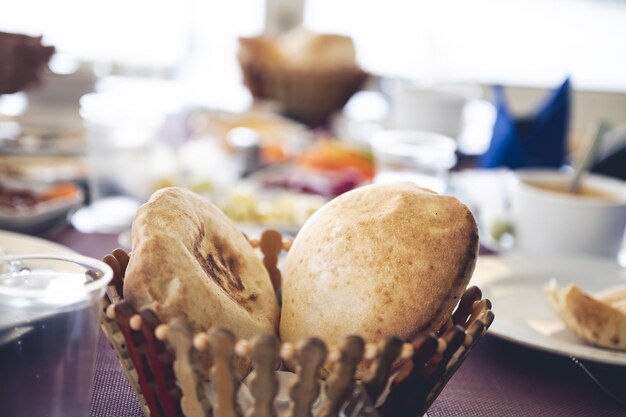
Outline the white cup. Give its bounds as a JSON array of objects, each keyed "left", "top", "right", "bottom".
[
  {"left": 511, "top": 170, "right": 626, "bottom": 258},
  {"left": 387, "top": 83, "right": 470, "bottom": 139}
]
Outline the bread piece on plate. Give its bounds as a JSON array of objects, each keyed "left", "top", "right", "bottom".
[
  {"left": 280, "top": 182, "right": 479, "bottom": 346},
  {"left": 124, "top": 187, "right": 279, "bottom": 376},
  {"left": 545, "top": 282, "right": 626, "bottom": 350}
]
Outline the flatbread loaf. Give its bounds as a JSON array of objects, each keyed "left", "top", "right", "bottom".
[
  {"left": 545, "top": 282, "right": 626, "bottom": 350},
  {"left": 124, "top": 187, "right": 279, "bottom": 375},
  {"left": 280, "top": 182, "right": 479, "bottom": 346}
]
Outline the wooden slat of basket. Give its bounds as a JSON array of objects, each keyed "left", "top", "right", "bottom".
[
  {"left": 285, "top": 338, "right": 327, "bottom": 417},
  {"left": 376, "top": 333, "right": 439, "bottom": 417},
  {"left": 362, "top": 336, "right": 403, "bottom": 403},
  {"left": 103, "top": 254, "right": 124, "bottom": 301},
  {"left": 207, "top": 327, "right": 243, "bottom": 417},
  {"left": 247, "top": 335, "right": 281, "bottom": 417},
  {"left": 416, "top": 326, "right": 466, "bottom": 414},
  {"left": 425, "top": 322, "right": 485, "bottom": 410},
  {"left": 115, "top": 301, "right": 165, "bottom": 417},
  {"left": 112, "top": 248, "right": 130, "bottom": 275},
  {"left": 424, "top": 299, "right": 495, "bottom": 409},
  {"left": 99, "top": 298, "right": 151, "bottom": 417},
  {"left": 452, "top": 286, "right": 482, "bottom": 326},
  {"left": 139, "top": 310, "right": 184, "bottom": 417},
  {"left": 168, "top": 318, "right": 213, "bottom": 417},
  {"left": 259, "top": 230, "right": 283, "bottom": 293},
  {"left": 319, "top": 336, "right": 365, "bottom": 417}
]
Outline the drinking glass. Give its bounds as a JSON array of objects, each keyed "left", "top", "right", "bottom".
[
  {"left": 0, "top": 254, "right": 112, "bottom": 417},
  {"left": 371, "top": 129, "right": 457, "bottom": 193},
  {"left": 73, "top": 86, "right": 183, "bottom": 233}
]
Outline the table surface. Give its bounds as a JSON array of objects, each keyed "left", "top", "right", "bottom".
[{"left": 49, "top": 228, "right": 626, "bottom": 417}]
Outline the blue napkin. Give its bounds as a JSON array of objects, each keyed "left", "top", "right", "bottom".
[{"left": 480, "top": 78, "right": 571, "bottom": 169}]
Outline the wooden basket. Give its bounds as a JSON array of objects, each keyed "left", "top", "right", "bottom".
[
  {"left": 99, "top": 230, "right": 493, "bottom": 417},
  {"left": 239, "top": 61, "right": 369, "bottom": 127}
]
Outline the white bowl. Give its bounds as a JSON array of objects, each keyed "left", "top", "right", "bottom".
[
  {"left": 511, "top": 170, "right": 626, "bottom": 258},
  {"left": 0, "top": 182, "right": 84, "bottom": 235}
]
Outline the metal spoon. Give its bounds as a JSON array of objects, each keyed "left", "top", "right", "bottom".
[{"left": 567, "top": 120, "right": 612, "bottom": 193}]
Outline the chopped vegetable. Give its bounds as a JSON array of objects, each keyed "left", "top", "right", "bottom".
[{"left": 298, "top": 140, "right": 374, "bottom": 179}]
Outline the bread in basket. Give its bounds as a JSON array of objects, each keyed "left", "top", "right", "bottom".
[
  {"left": 238, "top": 29, "right": 368, "bottom": 127},
  {"left": 98, "top": 185, "right": 494, "bottom": 417}
]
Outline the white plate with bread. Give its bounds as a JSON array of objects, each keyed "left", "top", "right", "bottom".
[{"left": 473, "top": 253, "right": 626, "bottom": 365}]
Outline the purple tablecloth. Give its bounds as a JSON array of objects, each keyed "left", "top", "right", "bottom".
[{"left": 52, "top": 228, "right": 626, "bottom": 417}]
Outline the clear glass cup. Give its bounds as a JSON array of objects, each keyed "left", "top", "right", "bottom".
[
  {"left": 73, "top": 84, "right": 183, "bottom": 233},
  {"left": 371, "top": 129, "right": 457, "bottom": 193},
  {"left": 0, "top": 254, "right": 113, "bottom": 417}
]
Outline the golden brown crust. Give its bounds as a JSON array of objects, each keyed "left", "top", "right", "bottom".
[
  {"left": 124, "top": 187, "right": 280, "bottom": 375},
  {"left": 545, "top": 284, "right": 626, "bottom": 350},
  {"left": 279, "top": 182, "right": 479, "bottom": 346},
  {"left": 238, "top": 36, "right": 285, "bottom": 69},
  {"left": 239, "top": 29, "right": 358, "bottom": 72},
  {"left": 278, "top": 30, "right": 357, "bottom": 70}
]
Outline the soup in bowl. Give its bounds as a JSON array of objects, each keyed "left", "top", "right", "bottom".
[{"left": 511, "top": 170, "right": 626, "bottom": 258}]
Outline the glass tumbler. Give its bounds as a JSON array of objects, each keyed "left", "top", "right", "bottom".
[
  {"left": 0, "top": 254, "right": 112, "bottom": 417},
  {"left": 371, "top": 129, "right": 457, "bottom": 193},
  {"left": 75, "top": 87, "right": 182, "bottom": 233}
]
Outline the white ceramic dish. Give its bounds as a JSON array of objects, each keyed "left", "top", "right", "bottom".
[
  {"left": 451, "top": 169, "right": 626, "bottom": 260},
  {"left": 0, "top": 229, "right": 76, "bottom": 255},
  {"left": 511, "top": 170, "right": 626, "bottom": 257},
  {"left": 1, "top": 111, "right": 86, "bottom": 156},
  {"left": 191, "top": 108, "right": 313, "bottom": 153},
  {"left": 473, "top": 253, "right": 626, "bottom": 365},
  {"left": 0, "top": 184, "right": 84, "bottom": 235}
]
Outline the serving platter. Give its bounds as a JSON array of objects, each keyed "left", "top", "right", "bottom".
[
  {"left": 473, "top": 253, "right": 626, "bottom": 366},
  {"left": 0, "top": 181, "right": 83, "bottom": 235},
  {"left": 0, "top": 229, "right": 76, "bottom": 255}
]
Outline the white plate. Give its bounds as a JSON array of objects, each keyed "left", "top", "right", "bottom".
[
  {"left": 473, "top": 253, "right": 626, "bottom": 365},
  {"left": 0, "top": 230, "right": 76, "bottom": 255},
  {"left": 0, "top": 181, "right": 84, "bottom": 235}
]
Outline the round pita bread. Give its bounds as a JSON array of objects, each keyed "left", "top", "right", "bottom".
[
  {"left": 124, "top": 187, "right": 279, "bottom": 375},
  {"left": 280, "top": 182, "right": 479, "bottom": 346}
]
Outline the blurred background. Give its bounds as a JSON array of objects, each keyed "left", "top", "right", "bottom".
[
  {"left": 1, "top": 0, "right": 626, "bottom": 240},
  {"left": 2, "top": 0, "right": 625, "bottom": 116}
]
